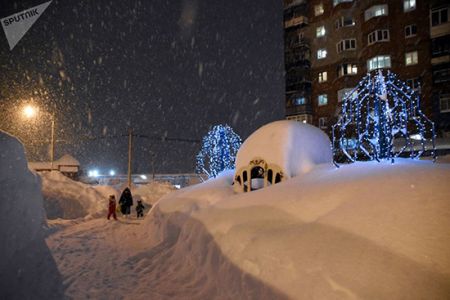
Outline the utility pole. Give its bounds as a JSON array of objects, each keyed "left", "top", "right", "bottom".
[
  {"left": 127, "top": 128, "right": 133, "bottom": 188},
  {"left": 50, "top": 114, "right": 55, "bottom": 170}
]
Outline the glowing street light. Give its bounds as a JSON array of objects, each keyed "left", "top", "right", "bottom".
[
  {"left": 22, "top": 104, "right": 38, "bottom": 119},
  {"left": 21, "top": 103, "right": 56, "bottom": 169},
  {"left": 88, "top": 169, "right": 99, "bottom": 177}
]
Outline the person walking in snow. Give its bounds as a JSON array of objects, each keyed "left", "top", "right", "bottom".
[
  {"left": 135, "top": 199, "right": 145, "bottom": 218},
  {"left": 107, "top": 195, "right": 117, "bottom": 220},
  {"left": 119, "top": 187, "right": 133, "bottom": 218}
]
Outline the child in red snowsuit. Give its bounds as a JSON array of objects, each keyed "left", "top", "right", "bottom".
[{"left": 107, "top": 195, "right": 117, "bottom": 220}]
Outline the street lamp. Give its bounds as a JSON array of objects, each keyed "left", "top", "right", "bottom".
[
  {"left": 22, "top": 104, "right": 56, "bottom": 170},
  {"left": 22, "top": 104, "right": 38, "bottom": 119}
]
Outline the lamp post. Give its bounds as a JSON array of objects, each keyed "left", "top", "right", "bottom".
[
  {"left": 22, "top": 104, "right": 56, "bottom": 170},
  {"left": 50, "top": 114, "right": 55, "bottom": 169}
]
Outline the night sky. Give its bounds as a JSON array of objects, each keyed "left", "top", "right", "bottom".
[{"left": 0, "top": 0, "right": 285, "bottom": 174}]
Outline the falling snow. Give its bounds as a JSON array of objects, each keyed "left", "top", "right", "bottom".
[{"left": 0, "top": 0, "right": 284, "bottom": 174}]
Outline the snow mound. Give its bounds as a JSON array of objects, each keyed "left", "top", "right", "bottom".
[
  {"left": 0, "top": 130, "right": 63, "bottom": 299},
  {"left": 40, "top": 171, "right": 116, "bottom": 219},
  {"left": 142, "top": 159, "right": 450, "bottom": 299},
  {"left": 40, "top": 173, "right": 175, "bottom": 221},
  {"left": 133, "top": 181, "right": 177, "bottom": 205},
  {"left": 235, "top": 120, "right": 332, "bottom": 179}
]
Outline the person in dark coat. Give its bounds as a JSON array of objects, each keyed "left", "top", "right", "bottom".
[
  {"left": 107, "top": 195, "right": 117, "bottom": 220},
  {"left": 119, "top": 187, "right": 133, "bottom": 218},
  {"left": 135, "top": 200, "right": 145, "bottom": 218}
]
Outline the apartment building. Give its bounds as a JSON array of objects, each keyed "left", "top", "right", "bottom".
[{"left": 283, "top": 0, "right": 450, "bottom": 136}]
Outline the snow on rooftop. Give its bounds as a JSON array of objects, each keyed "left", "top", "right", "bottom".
[
  {"left": 56, "top": 154, "right": 79, "bottom": 166},
  {"left": 28, "top": 154, "right": 80, "bottom": 171},
  {"left": 235, "top": 120, "right": 332, "bottom": 179}
]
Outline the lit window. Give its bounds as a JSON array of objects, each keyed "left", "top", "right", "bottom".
[
  {"left": 294, "top": 97, "right": 306, "bottom": 105},
  {"left": 431, "top": 7, "right": 449, "bottom": 27},
  {"left": 367, "top": 55, "right": 391, "bottom": 71},
  {"left": 318, "top": 94, "right": 328, "bottom": 106},
  {"left": 337, "top": 39, "right": 356, "bottom": 52},
  {"left": 317, "top": 49, "right": 327, "bottom": 59},
  {"left": 335, "top": 16, "right": 355, "bottom": 28},
  {"left": 405, "top": 24, "right": 417, "bottom": 38},
  {"left": 333, "top": 0, "right": 352, "bottom": 7},
  {"left": 318, "top": 71, "right": 328, "bottom": 83},
  {"left": 337, "top": 88, "right": 356, "bottom": 102},
  {"left": 337, "top": 64, "right": 357, "bottom": 77},
  {"left": 404, "top": 0, "right": 416, "bottom": 12},
  {"left": 365, "top": 5, "right": 388, "bottom": 21},
  {"left": 316, "top": 26, "right": 326, "bottom": 37},
  {"left": 314, "top": 4, "right": 324, "bottom": 16},
  {"left": 440, "top": 94, "right": 450, "bottom": 112},
  {"left": 319, "top": 117, "right": 328, "bottom": 128},
  {"left": 405, "top": 51, "right": 418, "bottom": 65},
  {"left": 368, "top": 29, "right": 389, "bottom": 45}
]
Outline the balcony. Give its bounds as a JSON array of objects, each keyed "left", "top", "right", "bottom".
[
  {"left": 284, "top": 0, "right": 305, "bottom": 10},
  {"left": 430, "top": 22, "right": 450, "bottom": 38},
  {"left": 286, "top": 80, "right": 312, "bottom": 92},
  {"left": 432, "top": 55, "right": 450, "bottom": 65},
  {"left": 285, "top": 59, "right": 311, "bottom": 70},
  {"left": 286, "top": 104, "right": 313, "bottom": 116},
  {"left": 284, "top": 16, "right": 308, "bottom": 28},
  {"left": 288, "top": 37, "right": 310, "bottom": 49}
]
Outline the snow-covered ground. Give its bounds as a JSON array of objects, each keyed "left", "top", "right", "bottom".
[
  {"left": 44, "top": 158, "right": 450, "bottom": 299},
  {"left": 3, "top": 125, "right": 450, "bottom": 299}
]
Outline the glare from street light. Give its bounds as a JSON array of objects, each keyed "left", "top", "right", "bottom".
[
  {"left": 88, "top": 169, "right": 99, "bottom": 177},
  {"left": 23, "top": 105, "right": 38, "bottom": 119}
]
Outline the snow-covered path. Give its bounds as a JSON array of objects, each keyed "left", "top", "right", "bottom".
[
  {"left": 47, "top": 218, "right": 152, "bottom": 299},
  {"left": 46, "top": 213, "right": 287, "bottom": 300}
]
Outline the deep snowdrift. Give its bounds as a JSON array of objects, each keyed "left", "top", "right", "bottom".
[
  {"left": 133, "top": 181, "right": 177, "bottom": 205},
  {"left": 0, "top": 131, "right": 63, "bottom": 299},
  {"left": 235, "top": 120, "right": 332, "bottom": 178},
  {"left": 45, "top": 158, "right": 450, "bottom": 299},
  {"left": 40, "top": 171, "right": 116, "bottom": 219},
  {"left": 142, "top": 159, "right": 450, "bottom": 299},
  {"left": 41, "top": 172, "right": 176, "bottom": 221}
]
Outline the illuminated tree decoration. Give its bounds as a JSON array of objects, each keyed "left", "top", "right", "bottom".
[
  {"left": 196, "top": 124, "right": 242, "bottom": 178},
  {"left": 332, "top": 70, "right": 436, "bottom": 166}
]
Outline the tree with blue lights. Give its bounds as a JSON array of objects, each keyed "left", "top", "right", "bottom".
[
  {"left": 332, "top": 70, "right": 436, "bottom": 166},
  {"left": 196, "top": 124, "right": 242, "bottom": 178}
]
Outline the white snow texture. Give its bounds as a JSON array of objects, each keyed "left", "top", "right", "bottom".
[
  {"left": 2, "top": 126, "right": 450, "bottom": 300},
  {"left": 0, "top": 130, "right": 63, "bottom": 299},
  {"left": 235, "top": 120, "right": 332, "bottom": 178}
]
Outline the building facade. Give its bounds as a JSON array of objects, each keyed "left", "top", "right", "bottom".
[{"left": 283, "top": 0, "right": 450, "bottom": 136}]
